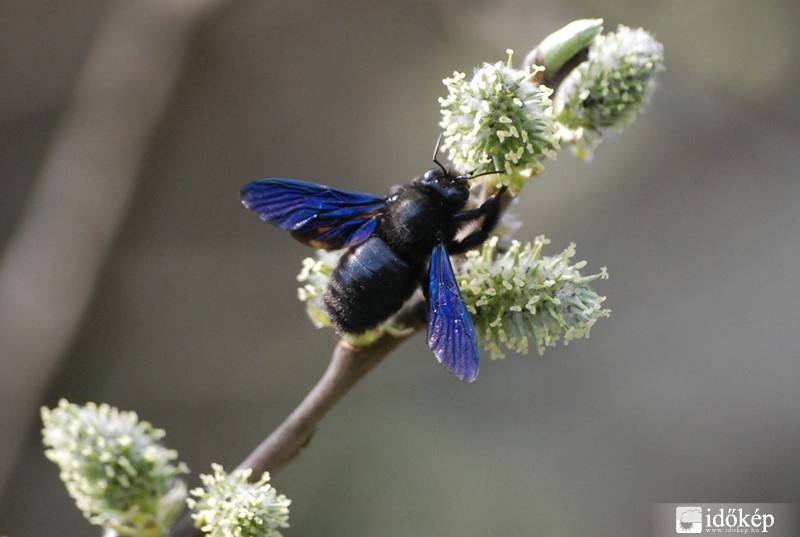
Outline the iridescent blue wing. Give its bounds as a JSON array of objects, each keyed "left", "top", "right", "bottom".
[
  {"left": 426, "top": 242, "right": 480, "bottom": 382},
  {"left": 240, "top": 179, "right": 386, "bottom": 250}
]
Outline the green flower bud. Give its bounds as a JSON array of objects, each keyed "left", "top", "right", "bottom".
[
  {"left": 439, "top": 50, "right": 558, "bottom": 192},
  {"left": 524, "top": 18, "right": 604, "bottom": 75},
  {"left": 556, "top": 25, "right": 665, "bottom": 133},
  {"left": 41, "top": 399, "right": 188, "bottom": 536},
  {"left": 458, "top": 236, "right": 610, "bottom": 358},
  {"left": 187, "top": 464, "right": 291, "bottom": 537}
]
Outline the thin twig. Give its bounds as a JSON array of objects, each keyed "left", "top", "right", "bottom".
[
  {"left": 170, "top": 301, "right": 426, "bottom": 537},
  {"left": 238, "top": 327, "right": 416, "bottom": 474}
]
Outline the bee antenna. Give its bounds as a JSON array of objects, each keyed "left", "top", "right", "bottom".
[
  {"left": 469, "top": 168, "right": 503, "bottom": 180},
  {"left": 432, "top": 133, "right": 447, "bottom": 174}
]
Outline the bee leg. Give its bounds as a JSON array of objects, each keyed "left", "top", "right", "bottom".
[
  {"left": 452, "top": 185, "right": 507, "bottom": 223},
  {"left": 448, "top": 185, "right": 508, "bottom": 254}
]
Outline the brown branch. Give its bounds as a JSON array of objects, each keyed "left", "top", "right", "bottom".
[
  {"left": 238, "top": 332, "right": 412, "bottom": 473},
  {"left": 170, "top": 301, "right": 426, "bottom": 537},
  {"left": 240, "top": 299, "right": 426, "bottom": 475}
]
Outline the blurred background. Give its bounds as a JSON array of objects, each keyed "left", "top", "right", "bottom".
[{"left": 2, "top": 0, "right": 799, "bottom": 536}]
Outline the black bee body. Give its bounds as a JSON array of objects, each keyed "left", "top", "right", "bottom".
[
  {"left": 325, "top": 234, "right": 418, "bottom": 334},
  {"left": 325, "top": 176, "right": 471, "bottom": 335}
]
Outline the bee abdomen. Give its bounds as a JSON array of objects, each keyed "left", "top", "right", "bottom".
[{"left": 324, "top": 236, "right": 422, "bottom": 335}]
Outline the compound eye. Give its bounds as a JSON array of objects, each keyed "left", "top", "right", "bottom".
[{"left": 422, "top": 168, "right": 441, "bottom": 184}]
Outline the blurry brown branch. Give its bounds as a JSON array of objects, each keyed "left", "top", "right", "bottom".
[
  {"left": 170, "top": 301, "right": 426, "bottom": 537},
  {"left": 0, "top": 0, "right": 242, "bottom": 497}
]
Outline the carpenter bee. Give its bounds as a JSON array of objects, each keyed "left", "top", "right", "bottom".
[{"left": 240, "top": 148, "right": 506, "bottom": 382}]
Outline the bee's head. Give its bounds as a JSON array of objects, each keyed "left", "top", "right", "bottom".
[
  {"left": 416, "top": 134, "right": 501, "bottom": 205},
  {"left": 416, "top": 167, "right": 471, "bottom": 205}
]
